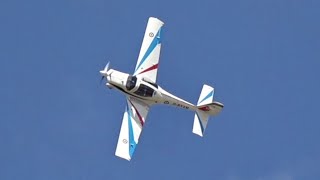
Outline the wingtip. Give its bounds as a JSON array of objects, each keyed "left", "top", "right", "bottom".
[
  {"left": 192, "top": 131, "right": 204, "bottom": 137},
  {"left": 148, "top": 17, "right": 164, "bottom": 25},
  {"left": 115, "top": 154, "right": 131, "bottom": 161}
]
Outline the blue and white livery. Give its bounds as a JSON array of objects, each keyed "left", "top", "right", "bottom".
[
  {"left": 100, "top": 17, "right": 223, "bottom": 161},
  {"left": 134, "top": 17, "right": 163, "bottom": 83}
]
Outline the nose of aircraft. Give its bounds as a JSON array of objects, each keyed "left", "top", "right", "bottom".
[
  {"left": 106, "top": 72, "right": 111, "bottom": 81},
  {"left": 107, "top": 70, "right": 129, "bottom": 88}
]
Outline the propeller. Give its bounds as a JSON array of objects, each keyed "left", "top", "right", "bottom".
[
  {"left": 100, "top": 61, "right": 110, "bottom": 84},
  {"left": 100, "top": 75, "right": 105, "bottom": 84}
]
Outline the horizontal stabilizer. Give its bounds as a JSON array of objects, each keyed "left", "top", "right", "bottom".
[
  {"left": 197, "top": 84, "right": 214, "bottom": 106},
  {"left": 192, "top": 84, "right": 223, "bottom": 136},
  {"left": 193, "top": 110, "right": 209, "bottom": 137}
]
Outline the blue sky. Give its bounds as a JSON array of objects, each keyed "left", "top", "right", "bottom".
[{"left": 1, "top": 0, "right": 320, "bottom": 179}]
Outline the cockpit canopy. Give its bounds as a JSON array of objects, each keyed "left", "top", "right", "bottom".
[
  {"left": 134, "top": 84, "right": 155, "bottom": 97},
  {"left": 125, "top": 75, "right": 157, "bottom": 97},
  {"left": 126, "top": 75, "right": 137, "bottom": 91}
]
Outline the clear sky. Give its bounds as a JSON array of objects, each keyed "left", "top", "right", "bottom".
[{"left": 1, "top": 0, "right": 320, "bottom": 179}]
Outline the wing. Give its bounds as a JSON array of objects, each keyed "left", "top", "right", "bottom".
[
  {"left": 115, "top": 97, "right": 150, "bottom": 161},
  {"left": 133, "top": 17, "right": 164, "bottom": 83}
]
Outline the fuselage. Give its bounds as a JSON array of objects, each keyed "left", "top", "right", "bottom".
[{"left": 104, "top": 69, "right": 197, "bottom": 111}]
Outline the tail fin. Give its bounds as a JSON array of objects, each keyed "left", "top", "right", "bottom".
[{"left": 192, "top": 85, "right": 223, "bottom": 137}]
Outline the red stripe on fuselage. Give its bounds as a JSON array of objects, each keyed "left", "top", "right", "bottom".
[
  {"left": 129, "top": 101, "right": 144, "bottom": 127},
  {"left": 138, "top": 64, "right": 158, "bottom": 74}
]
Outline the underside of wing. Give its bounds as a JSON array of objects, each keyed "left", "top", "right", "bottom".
[
  {"left": 133, "top": 17, "right": 164, "bottom": 83},
  {"left": 115, "top": 97, "right": 149, "bottom": 161}
]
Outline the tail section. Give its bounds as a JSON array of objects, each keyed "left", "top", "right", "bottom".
[
  {"left": 193, "top": 110, "right": 210, "bottom": 137},
  {"left": 192, "top": 85, "right": 223, "bottom": 137}
]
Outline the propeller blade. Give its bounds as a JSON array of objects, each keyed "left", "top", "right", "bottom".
[
  {"left": 100, "top": 76, "right": 105, "bottom": 84},
  {"left": 99, "top": 61, "right": 110, "bottom": 85},
  {"left": 104, "top": 62, "right": 110, "bottom": 72}
]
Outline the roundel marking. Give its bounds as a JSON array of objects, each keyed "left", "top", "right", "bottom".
[
  {"left": 123, "top": 139, "right": 128, "bottom": 144},
  {"left": 149, "top": 32, "right": 154, "bottom": 37}
]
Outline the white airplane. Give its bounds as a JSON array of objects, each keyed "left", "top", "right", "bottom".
[{"left": 100, "top": 17, "right": 223, "bottom": 161}]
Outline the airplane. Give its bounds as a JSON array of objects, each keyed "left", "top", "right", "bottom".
[{"left": 100, "top": 17, "right": 223, "bottom": 161}]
